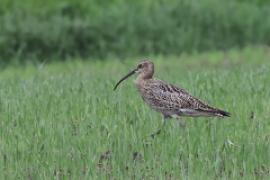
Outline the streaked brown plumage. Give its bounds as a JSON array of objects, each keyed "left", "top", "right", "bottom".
[
  {"left": 114, "top": 60, "right": 230, "bottom": 136},
  {"left": 114, "top": 60, "right": 230, "bottom": 117}
]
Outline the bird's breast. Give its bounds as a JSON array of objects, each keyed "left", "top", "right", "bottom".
[
  {"left": 134, "top": 79, "right": 145, "bottom": 92},
  {"left": 135, "top": 79, "right": 151, "bottom": 98}
]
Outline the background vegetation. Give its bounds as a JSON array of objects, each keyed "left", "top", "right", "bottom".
[
  {"left": 0, "top": 0, "right": 270, "bottom": 63},
  {"left": 0, "top": 47, "right": 270, "bottom": 179},
  {"left": 0, "top": 0, "right": 269, "bottom": 178}
]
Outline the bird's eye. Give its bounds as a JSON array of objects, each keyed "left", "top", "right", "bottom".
[{"left": 138, "top": 64, "right": 143, "bottom": 68}]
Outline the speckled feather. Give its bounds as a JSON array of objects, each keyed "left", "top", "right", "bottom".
[{"left": 136, "top": 78, "right": 229, "bottom": 118}]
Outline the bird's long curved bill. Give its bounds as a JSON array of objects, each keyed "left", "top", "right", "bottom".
[{"left": 113, "top": 69, "right": 137, "bottom": 90}]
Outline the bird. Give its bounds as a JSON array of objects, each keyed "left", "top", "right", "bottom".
[{"left": 114, "top": 60, "right": 230, "bottom": 137}]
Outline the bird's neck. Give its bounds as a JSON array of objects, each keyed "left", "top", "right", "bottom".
[
  {"left": 135, "top": 75, "right": 152, "bottom": 88},
  {"left": 138, "top": 72, "right": 153, "bottom": 80}
]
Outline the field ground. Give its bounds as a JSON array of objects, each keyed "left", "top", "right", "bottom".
[{"left": 0, "top": 46, "right": 270, "bottom": 179}]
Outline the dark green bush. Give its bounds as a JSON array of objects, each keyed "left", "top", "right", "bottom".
[{"left": 0, "top": 0, "right": 270, "bottom": 62}]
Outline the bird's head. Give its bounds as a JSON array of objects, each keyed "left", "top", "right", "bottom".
[{"left": 113, "top": 60, "right": 154, "bottom": 90}]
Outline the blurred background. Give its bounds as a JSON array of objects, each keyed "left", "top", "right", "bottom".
[
  {"left": 0, "top": 0, "right": 269, "bottom": 64},
  {"left": 1, "top": 1, "right": 270, "bottom": 179}
]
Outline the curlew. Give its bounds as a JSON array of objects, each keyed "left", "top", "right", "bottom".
[{"left": 114, "top": 60, "right": 230, "bottom": 137}]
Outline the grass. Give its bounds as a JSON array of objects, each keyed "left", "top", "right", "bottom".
[{"left": 0, "top": 46, "right": 270, "bottom": 179}]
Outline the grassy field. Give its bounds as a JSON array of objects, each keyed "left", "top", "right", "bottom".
[{"left": 0, "top": 47, "right": 270, "bottom": 179}]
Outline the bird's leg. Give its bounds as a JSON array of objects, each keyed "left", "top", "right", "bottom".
[
  {"left": 150, "top": 115, "right": 167, "bottom": 138},
  {"left": 176, "top": 117, "right": 186, "bottom": 128}
]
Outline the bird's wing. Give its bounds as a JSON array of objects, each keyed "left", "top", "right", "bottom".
[{"left": 142, "top": 79, "right": 216, "bottom": 115}]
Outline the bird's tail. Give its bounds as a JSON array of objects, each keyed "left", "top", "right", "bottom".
[
  {"left": 195, "top": 108, "right": 230, "bottom": 117},
  {"left": 214, "top": 109, "right": 230, "bottom": 117}
]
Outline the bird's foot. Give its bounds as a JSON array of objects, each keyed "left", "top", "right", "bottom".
[
  {"left": 177, "top": 119, "right": 186, "bottom": 128},
  {"left": 150, "top": 129, "right": 162, "bottom": 138}
]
